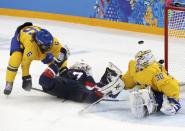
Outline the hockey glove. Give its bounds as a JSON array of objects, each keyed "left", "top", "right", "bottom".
[
  {"left": 56, "top": 45, "right": 70, "bottom": 65},
  {"left": 39, "top": 63, "right": 59, "bottom": 90},
  {"left": 42, "top": 53, "right": 54, "bottom": 64},
  {"left": 160, "top": 96, "right": 181, "bottom": 115},
  {"left": 42, "top": 63, "right": 59, "bottom": 78},
  {"left": 22, "top": 75, "right": 32, "bottom": 91}
]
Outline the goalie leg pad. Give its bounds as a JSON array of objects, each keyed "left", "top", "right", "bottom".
[
  {"left": 130, "top": 91, "right": 147, "bottom": 118},
  {"left": 129, "top": 87, "right": 157, "bottom": 118}
]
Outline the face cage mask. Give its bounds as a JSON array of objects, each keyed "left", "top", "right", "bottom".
[
  {"left": 39, "top": 44, "right": 52, "bottom": 52},
  {"left": 71, "top": 62, "right": 92, "bottom": 76},
  {"left": 135, "top": 50, "right": 155, "bottom": 69},
  {"left": 34, "top": 35, "right": 52, "bottom": 53}
]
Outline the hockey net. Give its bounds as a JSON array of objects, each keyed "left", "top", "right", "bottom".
[{"left": 164, "top": 3, "right": 185, "bottom": 84}]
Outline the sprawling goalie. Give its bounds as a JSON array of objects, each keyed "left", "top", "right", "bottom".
[{"left": 120, "top": 49, "right": 181, "bottom": 118}]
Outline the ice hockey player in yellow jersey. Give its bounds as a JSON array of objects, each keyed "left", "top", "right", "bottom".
[
  {"left": 118, "top": 49, "right": 181, "bottom": 117},
  {"left": 4, "top": 22, "right": 69, "bottom": 95}
]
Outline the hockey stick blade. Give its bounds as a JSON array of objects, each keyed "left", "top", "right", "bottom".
[
  {"left": 79, "top": 92, "right": 112, "bottom": 114},
  {"left": 79, "top": 97, "right": 105, "bottom": 114},
  {"left": 31, "top": 87, "right": 44, "bottom": 92},
  {"left": 31, "top": 87, "right": 66, "bottom": 102}
]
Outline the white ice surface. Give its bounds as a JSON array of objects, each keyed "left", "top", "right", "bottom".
[{"left": 0, "top": 15, "right": 185, "bottom": 131}]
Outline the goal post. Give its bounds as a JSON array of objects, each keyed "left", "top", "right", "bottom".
[{"left": 164, "top": 2, "right": 185, "bottom": 82}]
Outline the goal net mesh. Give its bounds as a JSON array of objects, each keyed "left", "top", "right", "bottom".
[{"left": 166, "top": 6, "right": 185, "bottom": 82}]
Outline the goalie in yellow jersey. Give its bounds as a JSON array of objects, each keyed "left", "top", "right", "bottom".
[
  {"left": 112, "top": 49, "right": 181, "bottom": 118},
  {"left": 4, "top": 22, "right": 70, "bottom": 95},
  {"left": 122, "top": 49, "right": 181, "bottom": 117}
]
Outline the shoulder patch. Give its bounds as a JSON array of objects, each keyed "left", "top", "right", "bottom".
[{"left": 27, "top": 52, "right": 32, "bottom": 57}]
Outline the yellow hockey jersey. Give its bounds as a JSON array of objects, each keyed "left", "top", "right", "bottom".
[
  {"left": 19, "top": 26, "right": 66, "bottom": 76},
  {"left": 121, "top": 60, "right": 180, "bottom": 100}
]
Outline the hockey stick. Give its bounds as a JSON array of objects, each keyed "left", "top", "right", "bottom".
[
  {"left": 31, "top": 88, "right": 127, "bottom": 104},
  {"left": 31, "top": 87, "right": 66, "bottom": 102},
  {"left": 79, "top": 92, "right": 112, "bottom": 113},
  {"left": 80, "top": 76, "right": 122, "bottom": 113},
  {"left": 31, "top": 87, "right": 44, "bottom": 92},
  {"left": 79, "top": 63, "right": 125, "bottom": 113},
  {"left": 101, "top": 98, "right": 128, "bottom": 102}
]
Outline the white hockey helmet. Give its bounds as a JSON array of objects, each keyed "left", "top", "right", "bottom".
[
  {"left": 135, "top": 49, "right": 155, "bottom": 69},
  {"left": 70, "top": 60, "right": 92, "bottom": 76}
]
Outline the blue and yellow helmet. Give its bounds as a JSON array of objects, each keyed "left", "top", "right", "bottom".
[{"left": 35, "top": 29, "right": 53, "bottom": 52}]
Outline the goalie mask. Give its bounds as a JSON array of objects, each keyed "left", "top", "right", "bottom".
[
  {"left": 135, "top": 49, "right": 155, "bottom": 70},
  {"left": 70, "top": 60, "right": 92, "bottom": 76}
]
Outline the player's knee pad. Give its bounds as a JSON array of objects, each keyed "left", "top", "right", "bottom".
[{"left": 129, "top": 86, "right": 157, "bottom": 118}]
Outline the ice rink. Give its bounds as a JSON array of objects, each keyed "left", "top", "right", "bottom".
[{"left": 0, "top": 15, "right": 185, "bottom": 131}]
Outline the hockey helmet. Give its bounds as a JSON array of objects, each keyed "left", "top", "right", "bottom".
[
  {"left": 35, "top": 29, "right": 53, "bottom": 52},
  {"left": 70, "top": 60, "right": 92, "bottom": 76},
  {"left": 135, "top": 49, "right": 155, "bottom": 69}
]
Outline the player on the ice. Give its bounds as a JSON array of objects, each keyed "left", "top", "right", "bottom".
[
  {"left": 119, "top": 49, "right": 181, "bottom": 118},
  {"left": 4, "top": 22, "right": 69, "bottom": 95},
  {"left": 39, "top": 60, "right": 124, "bottom": 103}
]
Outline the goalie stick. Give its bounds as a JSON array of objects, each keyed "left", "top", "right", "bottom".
[{"left": 79, "top": 92, "right": 112, "bottom": 113}]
